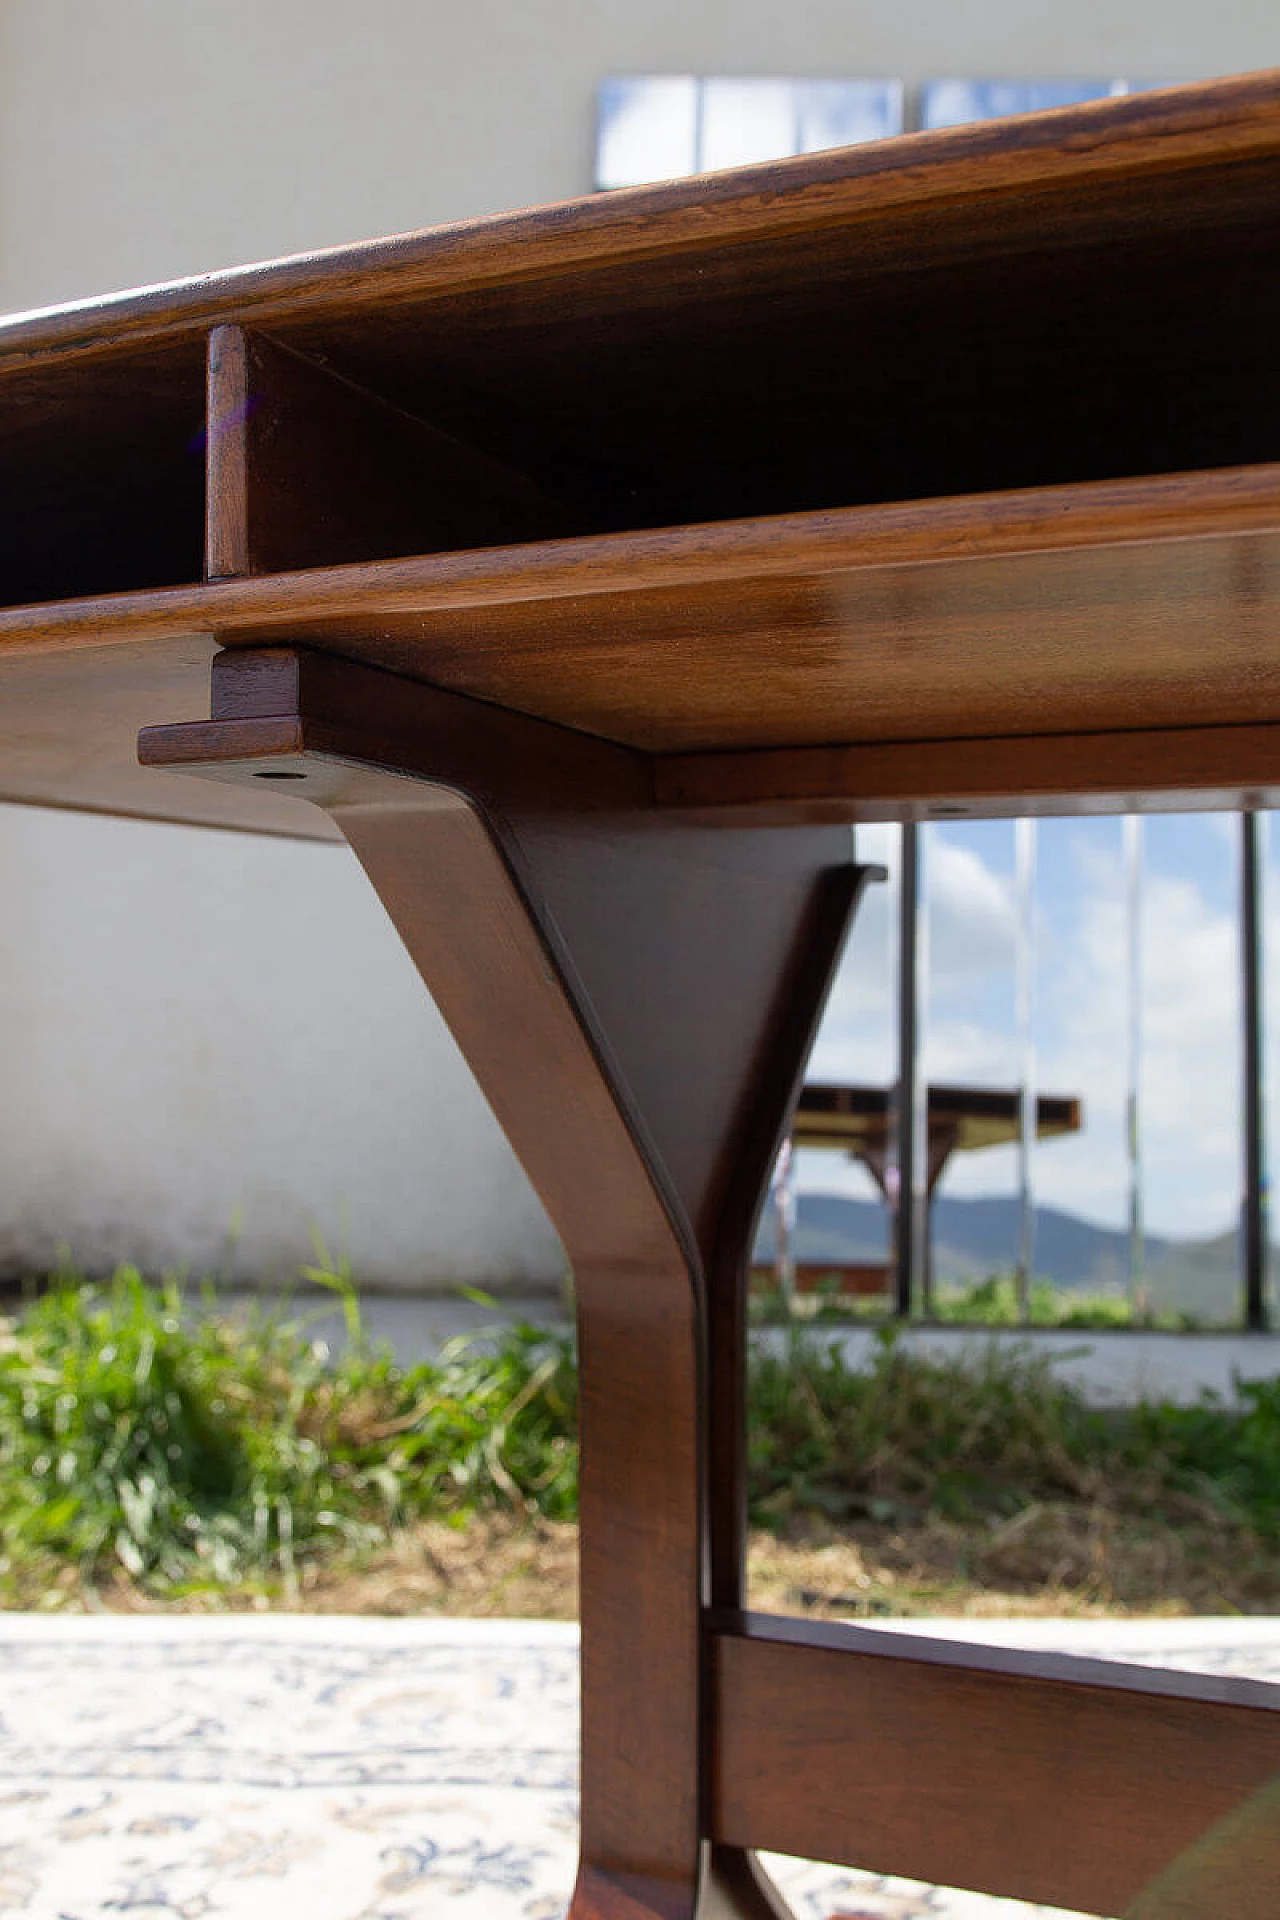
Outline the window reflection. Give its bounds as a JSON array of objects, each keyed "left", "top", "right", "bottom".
[
  {"left": 595, "top": 75, "right": 698, "bottom": 188},
  {"left": 920, "top": 77, "right": 1132, "bottom": 129},
  {"left": 595, "top": 75, "right": 904, "bottom": 188}
]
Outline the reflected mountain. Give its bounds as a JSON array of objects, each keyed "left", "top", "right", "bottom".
[{"left": 755, "top": 1193, "right": 1259, "bottom": 1320}]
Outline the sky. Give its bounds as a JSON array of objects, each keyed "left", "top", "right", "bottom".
[{"left": 802, "top": 811, "right": 1274, "bottom": 1247}]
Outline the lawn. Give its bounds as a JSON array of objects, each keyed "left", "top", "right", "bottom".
[{"left": 2, "top": 1265, "right": 1279, "bottom": 1617}]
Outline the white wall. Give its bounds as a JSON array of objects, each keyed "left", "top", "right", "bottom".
[
  {"left": 0, "top": 0, "right": 1275, "bottom": 1288},
  {"left": 0, "top": 803, "right": 564, "bottom": 1288}
]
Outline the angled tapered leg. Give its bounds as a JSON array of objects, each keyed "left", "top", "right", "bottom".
[{"left": 141, "top": 644, "right": 868, "bottom": 1918}]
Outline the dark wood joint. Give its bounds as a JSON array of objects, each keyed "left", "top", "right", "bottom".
[{"left": 207, "top": 645, "right": 306, "bottom": 720}]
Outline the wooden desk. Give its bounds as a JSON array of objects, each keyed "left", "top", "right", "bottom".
[{"left": 6, "top": 71, "right": 1280, "bottom": 1920}]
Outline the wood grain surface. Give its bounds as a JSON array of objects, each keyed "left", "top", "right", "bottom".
[
  {"left": 711, "top": 1613, "right": 1280, "bottom": 1918},
  {"left": 654, "top": 721, "right": 1280, "bottom": 822},
  {"left": 0, "top": 463, "right": 1277, "bottom": 834},
  {"left": 0, "top": 635, "right": 337, "bottom": 839}
]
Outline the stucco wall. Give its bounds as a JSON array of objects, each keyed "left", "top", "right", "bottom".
[
  {"left": 0, "top": 1, "right": 1274, "bottom": 1287},
  {"left": 0, "top": 803, "right": 565, "bottom": 1288}
]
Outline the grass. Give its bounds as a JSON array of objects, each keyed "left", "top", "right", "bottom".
[
  {"left": 1, "top": 1264, "right": 1279, "bottom": 1613},
  {"left": 746, "top": 1323, "right": 1280, "bottom": 1614},
  {"left": 750, "top": 1321, "right": 1280, "bottom": 1536},
  {"left": 932, "top": 1273, "right": 1204, "bottom": 1330},
  {"left": 0, "top": 1262, "right": 575, "bottom": 1605},
  {"left": 752, "top": 1270, "right": 1208, "bottom": 1329}
]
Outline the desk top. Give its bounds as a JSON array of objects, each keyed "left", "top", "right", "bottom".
[{"left": 5, "top": 70, "right": 1280, "bottom": 836}]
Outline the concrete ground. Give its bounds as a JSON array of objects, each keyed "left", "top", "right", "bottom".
[
  {"left": 252, "top": 1286, "right": 1280, "bottom": 1407},
  {"left": 758, "top": 1322, "right": 1280, "bottom": 1406},
  {"left": 0, "top": 1612, "right": 1275, "bottom": 1918},
  {"left": 209, "top": 1288, "right": 568, "bottom": 1364}
]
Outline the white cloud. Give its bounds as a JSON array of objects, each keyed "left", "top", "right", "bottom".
[
  {"left": 811, "top": 835, "right": 1017, "bottom": 1085},
  {"left": 925, "top": 837, "right": 1016, "bottom": 982}
]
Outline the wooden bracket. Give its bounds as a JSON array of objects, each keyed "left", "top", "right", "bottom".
[{"left": 142, "top": 643, "right": 865, "bottom": 1920}]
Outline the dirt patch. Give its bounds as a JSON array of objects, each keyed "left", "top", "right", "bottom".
[
  {"left": 748, "top": 1505, "right": 1280, "bottom": 1619},
  {"left": 70, "top": 1515, "right": 581, "bottom": 1617},
  {"left": 302, "top": 1516, "right": 581, "bottom": 1617},
  {"left": 46, "top": 1505, "right": 1280, "bottom": 1618}
]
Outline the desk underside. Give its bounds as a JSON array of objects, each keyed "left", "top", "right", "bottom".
[
  {"left": 4, "top": 70, "right": 1280, "bottom": 833},
  {"left": 2, "top": 465, "right": 1280, "bottom": 834}
]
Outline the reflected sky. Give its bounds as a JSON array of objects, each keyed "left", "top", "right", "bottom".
[
  {"left": 595, "top": 74, "right": 1168, "bottom": 189},
  {"left": 811, "top": 814, "right": 1251, "bottom": 1252},
  {"left": 595, "top": 76, "right": 904, "bottom": 188},
  {"left": 920, "top": 78, "right": 1132, "bottom": 128}
]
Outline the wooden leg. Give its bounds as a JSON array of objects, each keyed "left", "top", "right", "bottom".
[
  {"left": 143, "top": 647, "right": 1280, "bottom": 1920},
  {"left": 141, "top": 646, "right": 868, "bottom": 1920}
]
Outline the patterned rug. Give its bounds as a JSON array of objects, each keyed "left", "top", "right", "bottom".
[{"left": 0, "top": 1613, "right": 1275, "bottom": 1919}]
